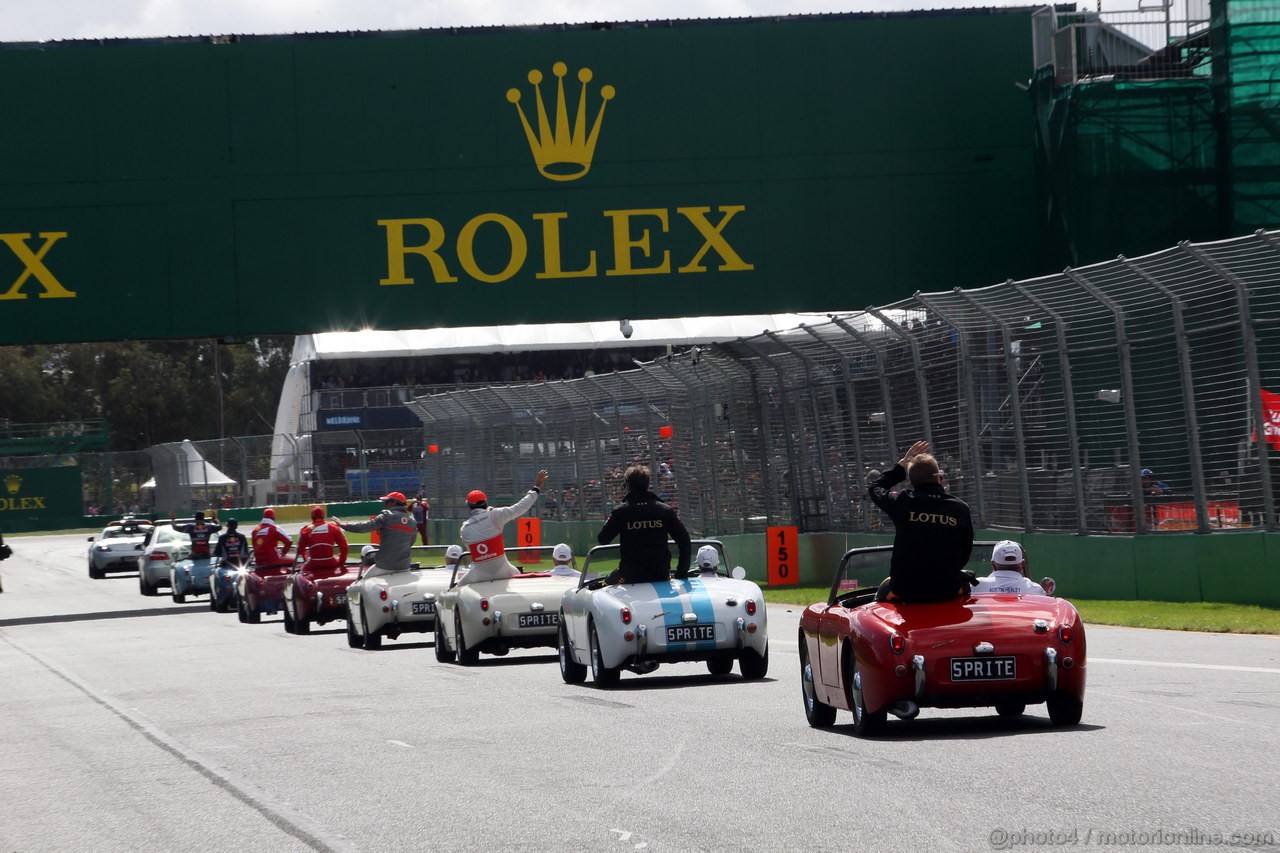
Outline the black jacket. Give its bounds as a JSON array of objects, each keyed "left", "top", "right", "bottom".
[
  {"left": 868, "top": 464, "right": 974, "bottom": 602},
  {"left": 213, "top": 531, "right": 249, "bottom": 563},
  {"left": 597, "top": 490, "right": 692, "bottom": 583}
]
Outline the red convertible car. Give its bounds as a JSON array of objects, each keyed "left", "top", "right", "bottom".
[
  {"left": 799, "top": 544, "right": 1085, "bottom": 735},
  {"left": 283, "top": 559, "right": 359, "bottom": 635},
  {"left": 237, "top": 559, "right": 293, "bottom": 624}
]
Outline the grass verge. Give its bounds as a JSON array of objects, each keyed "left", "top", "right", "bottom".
[{"left": 761, "top": 587, "right": 1280, "bottom": 635}]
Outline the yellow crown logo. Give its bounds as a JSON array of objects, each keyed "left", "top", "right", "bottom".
[
  {"left": 507, "top": 62, "right": 615, "bottom": 182},
  {"left": 4, "top": 474, "right": 20, "bottom": 495}
]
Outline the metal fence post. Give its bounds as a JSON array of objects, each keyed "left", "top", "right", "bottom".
[
  {"left": 955, "top": 290, "right": 1035, "bottom": 531},
  {"left": 1009, "top": 281, "right": 1090, "bottom": 534},
  {"left": 866, "top": 307, "right": 933, "bottom": 444},
  {"left": 829, "top": 316, "right": 898, "bottom": 457},
  {"left": 1064, "top": 268, "right": 1151, "bottom": 533},
  {"left": 1182, "top": 238, "right": 1276, "bottom": 527},
  {"left": 802, "top": 323, "right": 869, "bottom": 530},
  {"left": 913, "top": 294, "right": 989, "bottom": 526},
  {"left": 1119, "top": 255, "right": 1211, "bottom": 533}
]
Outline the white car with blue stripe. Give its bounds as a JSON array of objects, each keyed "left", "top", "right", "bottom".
[{"left": 557, "top": 540, "right": 769, "bottom": 687}]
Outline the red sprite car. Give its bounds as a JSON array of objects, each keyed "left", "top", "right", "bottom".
[
  {"left": 283, "top": 559, "right": 359, "bottom": 635},
  {"left": 799, "top": 543, "right": 1085, "bottom": 735},
  {"left": 237, "top": 559, "right": 294, "bottom": 624}
]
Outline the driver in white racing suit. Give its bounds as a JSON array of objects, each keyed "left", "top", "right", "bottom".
[{"left": 457, "top": 469, "right": 548, "bottom": 585}]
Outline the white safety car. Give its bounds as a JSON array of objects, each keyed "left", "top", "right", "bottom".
[
  {"left": 345, "top": 545, "right": 470, "bottom": 650},
  {"left": 557, "top": 540, "right": 769, "bottom": 687},
  {"left": 87, "top": 516, "right": 153, "bottom": 579},
  {"left": 433, "top": 545, "right": 578, "bottom": 665}
]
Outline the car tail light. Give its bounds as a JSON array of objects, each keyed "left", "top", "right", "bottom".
[
  {"left": 1059, "top": 624, "right": 1074, "bottom": 644},
  {"left": 379, "top": 589, "right": 388, "bottom": 601},
  {"left": 480, "top": 598, "right": 489, "bottom": 611},
  {"left": 745, "top": 600, "right": 757, "bottom": 615},
  {"left": 890, "top": 633, "right": 905, "bottom": 654},
  {"left": 620, "top": 607, "right": 632, "bottom": 624},
  {"left": 151, "top": 551, "right": 170, "bottom": 561}
]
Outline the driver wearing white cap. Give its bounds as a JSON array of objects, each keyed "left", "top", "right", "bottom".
[
  {"left": 694, "top": 545, "right": 720, "bottom": 576},
  {"left": 549, "top": 543, "right": 579, "bottom": 578},
  {"left": 973, "top": 540, "right": 1046, "bottom": 595}
]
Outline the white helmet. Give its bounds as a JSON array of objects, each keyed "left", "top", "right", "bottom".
[
  {"left": 360, "top": 544, "right": 378, "bottom": 564},
  {"left": 552, "top": 543, "right": 573, "bottom": 562},
  {"left": 445, "top": 544, "right": 463, "bottom": 561},
  {"left": 696, "top": 545, "right": 720, "bottom": 571}
]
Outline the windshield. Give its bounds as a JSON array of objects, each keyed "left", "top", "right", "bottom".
[
  {"left": 580, "top": 539, "right": 728, "bottom": 585},
  {"left": 829, "top": 540, "right": 1002, "bottom": 605},
  {"left": 101, "top": 526, "right": 146, "bottom": 539}
]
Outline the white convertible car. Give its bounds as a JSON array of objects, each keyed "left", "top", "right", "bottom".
[
  {"left": 434, "top": 546, "right": 578, "bottom": 665},
  {"left": 346, "top": 546, "right": 470, "bottom": 650},
  {"left": 557, "top": 540, "right": 769, "bottom": 687}
]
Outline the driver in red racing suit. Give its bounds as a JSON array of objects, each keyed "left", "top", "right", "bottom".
[
  {"left": 297, "top": 505, "right": 349, "bottom": 571},
  {"left": 251, "top": 508, "right": 294, "bottom": 568},
  {"left": 457, "top": 469, "right": 549, "bottom": 585}
]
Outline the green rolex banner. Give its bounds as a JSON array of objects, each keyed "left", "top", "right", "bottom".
[{"left": 0, "top": 466, "right": 84, "bottom": 533}]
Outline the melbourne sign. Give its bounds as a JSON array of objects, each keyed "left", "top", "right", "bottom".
[{"left": 0, "top": 13, "right": 1040, "bottom": 343}]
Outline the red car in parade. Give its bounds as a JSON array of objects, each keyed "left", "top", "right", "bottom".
[
  {"left": 799, "top": 543, "right": 1086, "bottom": 735},
  {"left": 237, "top": 559, "right": 293, "bottom": 624},
  {"left": 283, "top": 559, "right": 359, "bottom": 634}
]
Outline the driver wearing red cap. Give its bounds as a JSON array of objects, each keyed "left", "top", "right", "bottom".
[
  {"left": 335, "top": 491, "right": 417, "bottom": 575},
  {"left": 457, "top": 469, "right": 549, "bottom": 585}
]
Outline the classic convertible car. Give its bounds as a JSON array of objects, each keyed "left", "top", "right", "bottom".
[
  {"left": 433, "top": 545, "right": 577, "bottom": 665},
  {"left": 209, "top": 557, "right": 245, "bottom": 612},
  {"left": 169, "top": 535, "right": 220, "bottom": 604},
  {"left": 283, "top": 557, "right": 358, "bottom": 635},
  {"left": 237, "top": 558, "right": 294, "bottom": 624},
  {"left": 557, "top": 540, "right": 768, "bottom": 686},
  {"left": 799, "top": 543, "right": 1085, "bottom": 735},
  {"left": 346, "top": 545, "right": 468, "bottom": 650}
]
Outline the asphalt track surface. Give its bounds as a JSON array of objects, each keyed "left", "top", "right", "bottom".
[{"left": 1, "top": 533, "right": 1278, "bottom": 853}]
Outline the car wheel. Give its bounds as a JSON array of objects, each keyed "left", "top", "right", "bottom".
[
  {"left": 295, "top": 612, "right": 311, "bottom": 635},
  {"left": 559, "top": 622, "right": 587, "bottom": 684},
  {"left": 346, "top": 613, "right": 363, "bottom": 649},
  {"left": 995, "top": 701, "right": 1026, "bottom": 717},
  {"left": 209, "top": 593, "right": 218, "bottom": 612},
  {"left": 1046, "top": 691, "right": 1083, "bottom": 726},
  {"left": 282, "top": 600, "right": 296, "bottom": 634},
  {"left": 800, "top": 635, "right": 837, "bottom": 728},
  {"left": 244, "top": 596, "right": 261, "bottom": 624},
  {"left": 139, "top": 573, "right": 156, "bottom": 597},
  {"left": 706, "top": 655, "right": 734, "bottom": 676},
  {"left": 589, "top": 621, "right": 620, "bottom": 688},
  {"left": 89, "top": 561, "right": 103, "bottom": 580},
  {"left": 362, "top": 606, "right": 382, "bottom": 650},
  {"left": 740, "top": 643, "right": 769, "bottom": 680},
  {"left": 171, "top": 575, "right": 186, "bottom": 604},
  {"left": 434, "top": 614, "right": 456, "bottom": 663},
  {"left": 237, "top": 596, "right": 248, "bottom": 623},
  {"left": 847, "top": 651, "right": 887, "bottom": 737},
  {"left": 455, "top": 611, "right": 477, "bottom": 666}
]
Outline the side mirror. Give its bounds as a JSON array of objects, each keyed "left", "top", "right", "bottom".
[
  {"left": 87, "top": 536, "right": 95, "bottom": 542},
  {"left": 731, "top": 566, "right": 747, "bottom": 580},
  {"left": 1041, "top": 577, "right": 1056, "bottom": 596}
]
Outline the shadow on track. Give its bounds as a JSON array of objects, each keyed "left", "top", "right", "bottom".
[
  {"left": 824, "top": 714, "right": 1104, "bottom": 742},
  {"left": 0, "top": 604, "right": 213, "bottom": 628}
]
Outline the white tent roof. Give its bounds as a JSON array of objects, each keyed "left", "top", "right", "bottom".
[
  {"left": 293, "top": 312, "right": 860, "bottom": 361},
  {"left": 143, "top": 439, "right": 236, "bottom": 489}
]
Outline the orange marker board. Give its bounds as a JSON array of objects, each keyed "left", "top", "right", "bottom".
[
  {"left": 767, "top": 525, "right": 798, "bottom": 586},
  {"left": 517, "top": 517, "right": 542, "bottom": 563}
]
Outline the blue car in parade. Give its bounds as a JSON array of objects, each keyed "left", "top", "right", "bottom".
[
  {"left": 169, "top": 533, "right": 219, "bottom": 604},
  {"left": 210, "top": 556, "right": 249, "bottom": 612}
]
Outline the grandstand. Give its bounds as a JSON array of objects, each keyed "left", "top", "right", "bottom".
[{"left": 267, "top": 313, "right": 856, "bottom": 502}]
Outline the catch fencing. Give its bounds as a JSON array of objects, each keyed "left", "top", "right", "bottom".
[{"left": 408, "top": 230, "right": 1280, "bottom": 537}]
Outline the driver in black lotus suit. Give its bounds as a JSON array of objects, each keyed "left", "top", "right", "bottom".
[
  {"left": 868, "top": 439, "right": 974, "bottom": 603},
  {"left": 598, "top": 464, "right": 692, "bottom": 584}
]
